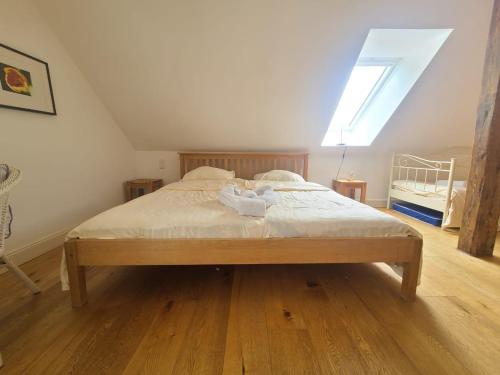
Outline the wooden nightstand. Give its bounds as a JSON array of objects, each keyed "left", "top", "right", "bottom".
[
  {"left": 332, "top": 179, "right": 367, "bottom": 203},
  {"left": 126, "top": 179, "right": 163, "bottom": 201}
]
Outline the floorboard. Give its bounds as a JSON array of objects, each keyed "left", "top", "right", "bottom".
[{"left": 0, "top": 211, "right": 499, "bottom": 374}]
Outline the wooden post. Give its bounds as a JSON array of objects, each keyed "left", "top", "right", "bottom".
[
  {"left": 400, "top": 238, "right": 422, "bottom": 301},
  {"left": 458, "top": 0, "right": 500, "bottom": 257},
  {"left": 65, "top": 241, "right": 88, "bottom": 307}
]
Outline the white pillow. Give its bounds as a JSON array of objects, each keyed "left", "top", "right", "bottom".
[
  {"left": 183, "top": 166, "right": 235, "bottom": 181},
  {"left": 254, "top": 170, "right": 305, "bottom": 182}
]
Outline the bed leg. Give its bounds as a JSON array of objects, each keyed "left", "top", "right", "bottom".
[
  {"left": 401, "top": 239, "right": 422, "bottom": 301},
  {"left": 65, "top": 242, "right": 88, "bottom": 307}
]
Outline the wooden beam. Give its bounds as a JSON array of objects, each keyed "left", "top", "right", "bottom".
[{"left": 458, "top": 0, "right": 500, "bottom": 256}]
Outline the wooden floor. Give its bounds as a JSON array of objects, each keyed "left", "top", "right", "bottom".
[{"left": 1, "top": 211, "right": 499, "bottom": 374}]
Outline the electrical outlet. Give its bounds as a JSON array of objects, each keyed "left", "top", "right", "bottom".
[{"left": 159, "top": 159, "right": 165, "bottom": 170}]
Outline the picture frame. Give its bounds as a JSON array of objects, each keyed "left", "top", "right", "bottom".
[{"left": 0, "top": 43, "right": 56, "bottom": 115}]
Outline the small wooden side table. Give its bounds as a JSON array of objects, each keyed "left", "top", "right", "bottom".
[
  {"left": 332, "top": 179, "right": 367, "bottom": 203},
  {"left": 126, "top": 179, "right": 163, "bottom": 201}
]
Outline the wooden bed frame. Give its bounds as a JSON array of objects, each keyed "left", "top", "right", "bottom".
[{"left": 65, "top": 152, "right": 422, "bottom": 307}]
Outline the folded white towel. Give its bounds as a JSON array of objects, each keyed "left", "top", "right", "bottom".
[
  {"left": 258, "top": 190, "right": 280, "bottom": 206},
  {"left": 241, "top": 190, "right": 258, "bottom": 199},
  {"left": 218, "top": 184, "right": 279, "bottom": 217},
  {"left": 218, "top": 190, "right": 239, "bottom": 211},
  {"left": 218, "top": 190, "right": 267, "bottom": 217},
  {"left": 236, "top": 196, "right": 267, "bottom": 216}
]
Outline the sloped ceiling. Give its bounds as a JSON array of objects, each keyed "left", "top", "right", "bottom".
[{"left": 32, "top": 0, "right": 492, "bottom": 152}]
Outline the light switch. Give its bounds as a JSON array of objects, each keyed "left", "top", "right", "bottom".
[{"left": 159, "top": 159, "right": 166, "bottom": 169}]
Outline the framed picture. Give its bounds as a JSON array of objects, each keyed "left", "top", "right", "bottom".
[{"left": 0, "top": 43, "right": 56, "bottom": 115}]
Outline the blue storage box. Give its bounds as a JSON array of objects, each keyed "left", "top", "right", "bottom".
[{"left": 392, "top": 202, "right": 443, "bottom": 226}]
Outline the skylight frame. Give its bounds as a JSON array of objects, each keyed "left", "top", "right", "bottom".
[{"left": 343, "top": 60, "right": 396, "bottom": 129}]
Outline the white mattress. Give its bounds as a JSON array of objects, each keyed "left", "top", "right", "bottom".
[
  {"left": 68, "top": 179, "right": 419, "bottom": 240},
  {"left": 392, "top": 179, "right": 466, "bottom": 197}
]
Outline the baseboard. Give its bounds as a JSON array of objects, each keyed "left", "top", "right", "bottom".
[
  {"left": 366, "top": 199, "right": 388, "bottom": 208},
  {"left": 1, "top": 228, "right": 69, "bottom": 273}
]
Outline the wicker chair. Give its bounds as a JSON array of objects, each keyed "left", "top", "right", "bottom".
[{"left": 0, "top": 166, "right": 40, "bottom": 294}]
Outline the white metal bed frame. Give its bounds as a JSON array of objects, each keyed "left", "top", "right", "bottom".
[{"left": 386, "top": 153, "right": 456, "bottom": 225}]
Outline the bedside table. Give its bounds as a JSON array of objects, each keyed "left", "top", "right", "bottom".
[
  {"left": 332, "top": 179, "right": 367, "bottom": 203},
  {"left": 126, "top": 179, "right": 163, "bottom": 201}
]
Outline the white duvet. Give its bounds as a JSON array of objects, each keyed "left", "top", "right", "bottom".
[{"left": 68, "top": 179, "right": 419, "bottom": 240}]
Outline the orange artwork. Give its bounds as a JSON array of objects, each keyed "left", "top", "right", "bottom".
[{"left": 0, "top": 63, "right": 32, "bottom": 96}]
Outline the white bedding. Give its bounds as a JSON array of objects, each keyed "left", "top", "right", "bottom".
[
  {"left": 68, "top": 179, "right": 419, "bottom": 240},
  {"left": 61, "top": 179, "right": 420, "bottom": 290}
]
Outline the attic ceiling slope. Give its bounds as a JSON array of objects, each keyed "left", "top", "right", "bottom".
[{"left": 33, "top": 0, "right": 492, "bottom": 152}]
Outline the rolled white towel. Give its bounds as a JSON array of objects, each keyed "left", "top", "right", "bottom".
[
  {"left": 255, "top": 185, "right": 273, "bottom": 196},
  {"left": 218, "top": 190, "right": 240, "bottom": 211},
  {"left": 218, "top": 184, "right": 278, "bottom": 217},
  {"left": 241, "top": 190, "right": 257, "bottom": 198},
  {"left": 218, "top": 191, "right": 266, "bottom": 217},
  {"left": 258, "top": 190, "right": 280, "bottom": 207}
]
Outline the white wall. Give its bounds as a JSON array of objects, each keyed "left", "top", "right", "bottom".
[
  {"left": 309, "top": 151, "right": 391, "bottom": 206},
  {"left": 0, "top": 0, "right": 136, "bottom": 254},
  {"left": 135, "top": 151, "right": 180, "bottom": 184}
]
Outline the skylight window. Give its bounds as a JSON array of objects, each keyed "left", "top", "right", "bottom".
[
  {"left": 321, "top": 28, "right": 453, "bottom": 147},
  {"left": 331, "top": 63, "right": 393, "bottom": 130}
]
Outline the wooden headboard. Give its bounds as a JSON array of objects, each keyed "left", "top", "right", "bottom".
[{"left": 179, "top": 152, "right": 309, "bottom": 180}]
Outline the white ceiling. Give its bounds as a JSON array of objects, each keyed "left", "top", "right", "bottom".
[{"left": 32, "top": 0, "right": 493, "bottom": 152}]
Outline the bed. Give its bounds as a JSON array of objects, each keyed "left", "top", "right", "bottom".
[
  {"left": 386, "top": 153, "right": 469, "bottom": 228},
  {"left": 64, "top": 152, "right": 422, "bottom": 307}
]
